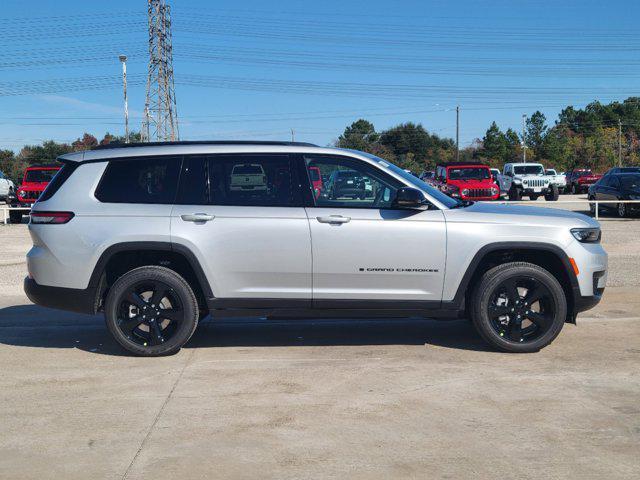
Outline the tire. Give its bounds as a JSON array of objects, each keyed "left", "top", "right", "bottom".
[
  {"left": 571, "top": 183, "right": 578, "bottom": 195},
  {"left": 470, "top": 262, "right": 567, "bottom": 353},
  {"left": 588, "top": 196, "right": 599, "bottom": 216},
  {"left": 104, "top": 266, "right": 199, "bottom": 356},
  {"left": 617, "top": 201, "right": 627, "bottom": 218},
  {"left": 544, "top": 184, "right": 559, "bottom": 201},
  {"left": 508, "top": 185, "right": 521, "bottom": 201},
  {"left": 9, "top": 211, "right": 22, "bottom": 224},
  {"left": 529, "top": 194, "right": 539, "bottom": 201}
]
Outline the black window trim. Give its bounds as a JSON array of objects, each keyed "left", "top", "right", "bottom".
[{"left": 295, "top": 153, "right": 434, "bottom": 211}]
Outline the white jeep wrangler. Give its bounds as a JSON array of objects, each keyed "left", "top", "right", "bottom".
[{"left": 502, "top": 163, "right": 559, "bottom": 201}]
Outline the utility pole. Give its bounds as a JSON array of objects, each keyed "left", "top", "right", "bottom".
[
  {"left": 455, "top": 106, "right": 460, "bottom": 161},
  {"left": 522, "top": 114, "right": 527, "bottom": 163},
  {"left": 118, "top": 55, "right": 130, "bottom": 143},
  {"left": 618, "top": 118, "right": 623, "bottom": 167},
  {"left": 291, "top": 128, "right": 295, "bottom": 142},
  {"left": 142, "top": 0, "right": 179, "bottom": 141}
]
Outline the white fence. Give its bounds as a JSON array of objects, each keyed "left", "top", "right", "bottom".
[
  {"left": 1, "top": 200, "right": 639, "bottom": 224},
  {"left": 486, "top": 199, "right": 640, "bottom": 219}
]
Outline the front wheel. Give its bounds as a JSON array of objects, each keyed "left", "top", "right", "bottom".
[
  {"left": 9, "top": 211, "right": 22, "bottom": 224},
  {"left": 545, "top": 184, "right": 559, "bottom": 201},
  {"left": 508, "top": 185, "right": 521, "bottom": 201},
  {"left": 104, "top": 266, "right": 199, "bottom": 356},
  {"left": 571, "top": 184, "right": 578, "bottom": 195},
  {"left": 470, "top": 262, "right": 567, "bottom": 353},
  {"left": 617, "top": 201, "right": 628, "bottom": 218}
]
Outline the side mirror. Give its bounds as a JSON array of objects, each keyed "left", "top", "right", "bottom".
[{"left": 392, "top": 187, "right": 430, "bottom": 210}]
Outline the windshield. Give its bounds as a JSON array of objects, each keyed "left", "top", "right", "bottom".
[
  {"left": 513, "top": 165, "right": 544, "bottom": 175},
  {"left": 358, "top": 152, "right": 460, "bottom": 208},
  {"left": 619, "top": 167, "right": 640, "bottom": 173},
  {"left": 620, "top": 175, "right": 640, "bottom": 189},
  {"left": 448, "top": 167, "right": 490, "bottom": 180},
  {"left": 232, "top": 165, "right": 262, "bottom": 175},
  {"left": 546, "top": 169, "right": 557, "bottom": 175},
  {"left": 576, "top": 170, "right": 592, "bottom": 177},
  {"left": 24, "top": 169, "right": 58, "bottom": 183}
]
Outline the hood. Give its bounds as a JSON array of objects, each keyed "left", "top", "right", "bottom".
[{"left": 444, "top": 201, "right": 598, "bottom": 229}]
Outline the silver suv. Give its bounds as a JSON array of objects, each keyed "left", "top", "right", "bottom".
[{"left": 24, "top": 141, "right": 607, "bottom": 356}]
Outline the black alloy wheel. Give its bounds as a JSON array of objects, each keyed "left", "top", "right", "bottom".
[
  {"left": 618, "top": 202, "right": 627, "bottom": 218},
  {"left": 105, "top": 266, "right": 199, "bottom": 356},
  {"left": 471, "top": 262, "right": 567, "bottom": 353},
  {"left": 117, "top": 280, "right": 183, "bottom": 348},
  {"left": 487, "top": 276, "right": 555, "bottom": 344}
]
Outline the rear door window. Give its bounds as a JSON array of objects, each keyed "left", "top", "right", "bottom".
[
  {"left": 95, "top": 156, "right": 180, "bottom": 204},
  {"left": 208, "top": 154, "right": 300, "bottom": 207}
]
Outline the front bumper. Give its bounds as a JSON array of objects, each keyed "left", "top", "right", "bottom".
[{"left": 24, "top": 277, "right": 97, "bottom": 314}]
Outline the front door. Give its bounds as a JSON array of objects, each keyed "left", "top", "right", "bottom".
[
  {"left": 170, "top": 154, "right": 312, "bottom": 304},
  {"left": 300, "top": 154, "right": 446, "bottom": 306}
]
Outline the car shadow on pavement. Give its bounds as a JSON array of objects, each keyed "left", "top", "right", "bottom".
[{"left": 0, "top": 304, "right": 492, "bottom": 356}]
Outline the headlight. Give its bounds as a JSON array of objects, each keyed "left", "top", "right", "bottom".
[
  {"left": 522, "top": 180, "right": 528, "bottom": 185},
  {"left": 18, "top": 190, "right": 26, "bottom": 198},
  {"left": 461, "top": 188, "right": 469, "bottom": 196},
  {"left": 490, "top": 187, "right": 498, "bottom": 195},
  {"left": 513, "top": 178, "right": 522, "bottom": 184},
  {"left": 571, "top": 228, "right": 601, "bottom": 243}
]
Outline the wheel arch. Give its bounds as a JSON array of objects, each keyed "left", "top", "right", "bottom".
[
  {"left": 452, "top": 242, "right": 581, "bottom": 322},
  {"left": 88, "top": 242, "right": 213, "bottom": 312}
]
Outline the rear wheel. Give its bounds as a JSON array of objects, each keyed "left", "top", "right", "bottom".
[
  {"left": 571, "top": 183, "right": 578, "bottom": 195},
  {"left": 104, "top": 266, "right": 199, "bottom": 356},
  {"left": 470, "top": 262, "right": 567, "bottom": 353},
  {"left": 9, "top": 211, "right": 22, "bottom": 224}
]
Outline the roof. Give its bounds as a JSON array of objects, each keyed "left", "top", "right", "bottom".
[
  {"left": 91, "top": 140, "right": 317, "bottom": 150},
  {"left": 59, "top": 140, "right": 324, "bottom": 163},
  {"left": 437, "top": 161, "right": 490, "bottom": 168}
]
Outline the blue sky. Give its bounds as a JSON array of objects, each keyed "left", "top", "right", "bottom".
[{"left": 1, "top": 0, "right": 638, "bottom": 152}]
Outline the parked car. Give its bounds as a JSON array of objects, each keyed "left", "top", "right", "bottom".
[
  {"left": 229, "top": 163, "right": 268, "bottom": 192},
  {"left": 602, "top": 166, "right": 640, "bottom": 176},
  {"left": 501, "top": 163, "right": 559, "bottom": 201},
  {"left": 432, "top": 162, "right": 500, "bottom": 201},
  {"left": 566, "top": 169, "right": 602, "bottom": 194},
  {"left": 308, "top": 166, "right": 323, "bottom": 198},
  {"left": 0, "top": 171, "right": 15, "bottom": 202},
  {"left": 588, "top": 173, "right": 640, "bottom": 218},
  {"left": 24, "top": 141, "right": 607, "bottom": 356},
  {"left": 326, "top": 169, "right": 367, "bottom": 200},
  {"left": 545, "top": 169, "right": 567, "bottom": 193},
  {"left": 8, "top": 164, "right": 61, "bottom": 223},
  {"left": 489, "top": 168, "right": 508, "bottom": 197}
]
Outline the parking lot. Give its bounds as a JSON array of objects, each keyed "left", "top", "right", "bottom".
[{"left": 1, "top": 200, "right": 639, "bottom": 479}]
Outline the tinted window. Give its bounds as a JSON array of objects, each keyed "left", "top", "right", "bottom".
[
  {"left": 304, "top": 155, "right": 403, "bottom": 209},
  {"left": 95, "top": 156, "right": 180, "bottom": 204},
  {"left": 39, "top": 162, "right": 79, "bottom": 202},
  {"left": 448, "top": 167, "right": 490, "bottom": 180},
  {"left": 25, "top": 168, "right": 59, "bottom": 183},
  {"left": 513, "top": 165, "right": 544, "bottom": 175},
  {"left": 620, "top": 174, "right": 640, "bottom": 189},
  {"left": 208, "top": 154, "right": 298, "bottom": 207},
  {"left": 176, "top": 156, "right": 208, "bottom": 205}
]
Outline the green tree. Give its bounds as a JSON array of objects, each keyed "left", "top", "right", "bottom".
[
  {"left": 335, "top": 119, "right": 379, "bottom": 151},
  {"left": 525, "top": 111, "right": 548, "bottom": 160},
  {"left": 482, "top": 122, "right": 508, "bottom": 164}
]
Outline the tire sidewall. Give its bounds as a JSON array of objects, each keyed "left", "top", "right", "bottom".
[
  {"left": 471, "top": 263, "right": 567, "bottom": 353},
  {"left": 104, "top": 266, "right": 199, "bottom": 356}
]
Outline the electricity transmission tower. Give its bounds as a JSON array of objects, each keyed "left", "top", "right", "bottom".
[{"left": 142, "top": 0, "right": 179, "bottom": 142}]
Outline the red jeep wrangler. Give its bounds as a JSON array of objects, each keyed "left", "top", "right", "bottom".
[
  {"left": 8, "top": 164, "right": 61, "bottom": 223},
  {"left": 433, "top": 162, "right": 500, "bottom": 201}
]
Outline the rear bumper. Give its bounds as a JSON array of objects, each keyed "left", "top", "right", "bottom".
[{"left": 24, "top": 277, "right": 97, "bottom": 315}]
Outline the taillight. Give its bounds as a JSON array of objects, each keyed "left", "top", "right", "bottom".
[{"left": 30, "top": 211, "right": 74, "bottom": 224}]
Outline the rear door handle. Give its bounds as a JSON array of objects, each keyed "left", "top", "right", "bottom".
[
  {"left": 181, "top": 213, "right": 215, "bottom": 222},
  {"left": 316, "top": 215, "right": 351, "bottom": 224}
]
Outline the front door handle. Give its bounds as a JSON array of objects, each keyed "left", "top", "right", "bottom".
[
  {"left": 181, "top": 213, "right": 215, "bottom": 223},
  {"left": 316, "top": 215, "right": 351, "bottom": 224}
]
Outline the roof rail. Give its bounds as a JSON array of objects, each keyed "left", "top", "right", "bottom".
[{"left": 91, "top": 140, "right": 318, "bottom": 150}]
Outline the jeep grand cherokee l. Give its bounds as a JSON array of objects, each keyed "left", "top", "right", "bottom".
[{"left": 24, "top": 141, "right": 607, "bottom": 356}]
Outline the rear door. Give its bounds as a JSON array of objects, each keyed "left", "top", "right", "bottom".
[
  {"left": 300, "top": 154, "right": 446, "bottom": 306},
  {"left": 170, "top": 154, "right": 312, "bottom": 304}
]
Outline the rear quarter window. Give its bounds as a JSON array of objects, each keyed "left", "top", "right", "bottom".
[
  {"left": 95, "top": 156, "right": 180, "bottom": 204},
  {"left": 39, "top": 163, "right": 78, "bottom": 202}
]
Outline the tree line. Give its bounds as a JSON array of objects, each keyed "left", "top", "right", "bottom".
[
  {"left": 2, "top": 97, "right": 640, "bottom": 184},
  {"left": 335, "top": 97, "right": 640, "bottom": 173}
]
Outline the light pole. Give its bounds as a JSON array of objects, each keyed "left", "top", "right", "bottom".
[
  {"left": 119, "top": 55, "right": 130, "bottom": 143},
  {"left": 522, "top": 114, "right": 527, "bottom": 163}
]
